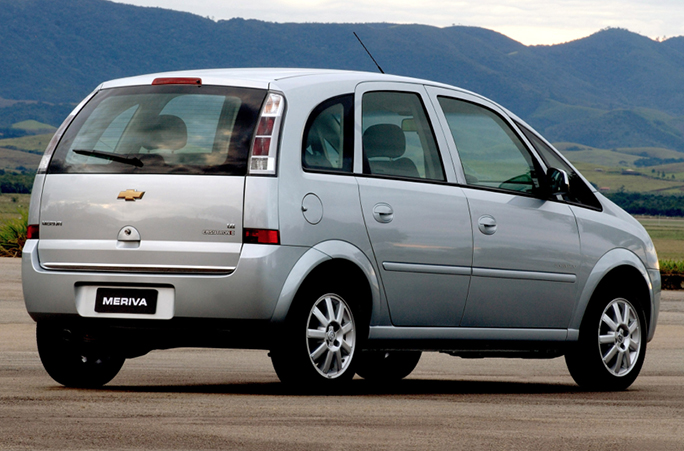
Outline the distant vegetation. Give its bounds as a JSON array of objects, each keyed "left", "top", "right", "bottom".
[
  {"left": 3, "top": 0, "right": 684, "bottom": 153},
  {"left": 0, "top": 133, "right": 53, "bottom": 153},
  {"left": 0, "top": 192, "right": 30, "bottom": 257},
  {"left": 0, "top": 207, "right": 27, "bottom": 257},
  {"left": 0, "top": 172, "right": 34, "bottom": 194},
  {"left": 3, "top": 0, "right": 684, "bottom": 216},
  {"left": 0, "top": 102, "right": 71, "bottom": 136},
  {"left": 606, "top": 191, "right": 684, "bottom": 216},
  {"left": 634, "top": 157, "right": 684, "bottom": 167}
]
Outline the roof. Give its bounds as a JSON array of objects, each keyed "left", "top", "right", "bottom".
[{"left": 97, "top": 67, "right": 461, "bottom": 92}]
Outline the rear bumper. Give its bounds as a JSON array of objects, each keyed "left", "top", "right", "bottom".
[{"left": 22, "top": 240, "right": 307, "bottom": 323}]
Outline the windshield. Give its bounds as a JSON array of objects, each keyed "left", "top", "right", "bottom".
[{"left": 49, "top": 85, "right": 267, "bottom": 175}]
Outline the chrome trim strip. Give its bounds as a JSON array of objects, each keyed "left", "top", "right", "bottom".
[
  {"left": 382, "top": 262, "right": 575, "bottom": 283},
  {"left": 369, "top": 326, "right": 568, "bottom": 342},
  {"left": 383, "top": 262, "right": 471, "bottom": 276},
  {"left": 41, "top": 262, "right": 235, "bottom": 275},
  {"left": 472, "top": 267, "right": 576, "bottom": 283}
]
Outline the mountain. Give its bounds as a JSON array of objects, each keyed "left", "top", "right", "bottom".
[{"left": 2, "top": 0, "right": 684, "bottom": 152}]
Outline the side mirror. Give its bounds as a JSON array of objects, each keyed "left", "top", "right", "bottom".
[{"left": 547, "top": 168, "right": 570, "bottom": 196}]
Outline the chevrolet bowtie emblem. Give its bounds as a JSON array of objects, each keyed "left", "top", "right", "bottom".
[{"left": 117, "top": 189, "right": 145, "bottom": 201}]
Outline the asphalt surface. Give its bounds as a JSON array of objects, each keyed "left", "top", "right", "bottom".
[{"left": 2, "top": 257, "right": 684, "bottom": 450}]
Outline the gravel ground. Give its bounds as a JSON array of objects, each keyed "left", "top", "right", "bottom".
[{"left": 2, "top": 257, "right": 684, "bottom": 450}]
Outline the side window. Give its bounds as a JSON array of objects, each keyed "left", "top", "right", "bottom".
[
  {"left": 437, "top": 97, "right": 539, "bottom": 194},
  {"left": 362, "top": 91, "right": 445, "bottom": 181},
  {"left": 517, "top": 123, "right": 602, "bottom": 210},
  {"left": 302, "top": 94, "right": 353, "bottom": 173}
]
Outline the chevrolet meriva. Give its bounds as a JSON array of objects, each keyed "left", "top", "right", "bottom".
[{"left": 22, "top": 69, "right": 661, "bottom": 391}]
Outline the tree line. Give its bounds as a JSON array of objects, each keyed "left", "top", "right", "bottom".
[
  {"left": 0, "top": 172, "right": 34, "bottom": 194},
  {"left": 606, "top": 191, "right": 684, "bottom": 216}
]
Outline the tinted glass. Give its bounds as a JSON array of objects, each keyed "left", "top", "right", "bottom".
[
  {"left": 362, "top": 91, "right": 445, "bottom": 181},
  {"left": 517, "top": 123, "right": 602, "bottom": 209},
  {"left": 438, "top": 97, "right": 538, "bottom": 194},
  {"left": 302, "top": 94, "right": 353, "bottom": 173},
  {"left": 49, "top": 85, "right": 266, "bottom": 175}
]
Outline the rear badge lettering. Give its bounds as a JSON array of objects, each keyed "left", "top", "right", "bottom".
[
  {"left": 95, "top": 288, "right": 158, "bottom": 314},
  {"left": 41, "top": 221, "right": 62, "bottom": 226},
  {"left": 203, "top": 229, "right": 235, "bottom": 236},
  {"left": 102, "top": 297, "right": 148, "bottom": 307}
]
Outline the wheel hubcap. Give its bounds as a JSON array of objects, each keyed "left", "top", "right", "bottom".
[
  {"left": 306, "top": 293, "right": 356, "bottom": 379},
  {"left": 598, "top": 298, "right": 642, "bottom": 377}
]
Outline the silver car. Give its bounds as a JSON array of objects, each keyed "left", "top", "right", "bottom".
[{"left": 22, "top": 69, "right": 661, "bottom": 391}]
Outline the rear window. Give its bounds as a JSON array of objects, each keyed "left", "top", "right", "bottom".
[{"left": 48, "top": 85, "right": 267, "bottom": 175}]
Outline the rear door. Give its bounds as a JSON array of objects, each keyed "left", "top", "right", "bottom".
[
  {"left": 39, "top": 84, "right": 266, "bottom": 274},
  {"left": 355, "top": 83, "right": 473, "bottom": 327}
]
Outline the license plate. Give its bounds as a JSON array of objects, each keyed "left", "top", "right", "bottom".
[{"left": 95, "top": 288, "right": 158, "bottom": 314}]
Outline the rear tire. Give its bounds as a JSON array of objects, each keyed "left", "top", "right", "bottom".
[
  {"left": 270, "top": 281, "right": 366, "bottom": 391},
  {"left": 356, "top": 351, "right": 422, "bottom": 381},
  {"left": 36, "top": 322, "right": 124, "bottom": 388},
  {"left": 565, "top": 291, "right": 647, "bottom": 391}
]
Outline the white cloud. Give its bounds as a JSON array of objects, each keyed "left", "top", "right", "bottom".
[{"left": 110, "top": 0, "right": 684, "bottom": 45}]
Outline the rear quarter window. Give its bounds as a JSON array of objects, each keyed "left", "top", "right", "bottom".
[{"left": 302, "top": 94, "right": 354, "bottom": 173}]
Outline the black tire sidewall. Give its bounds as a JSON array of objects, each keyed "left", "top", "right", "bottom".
[
  {"left": 36, "top": 322, "right": 124, "bottom": 388},
  {"left": 566, "top": 292, "right": 647, "bottom": 391},
  {"left": 271, "top": 280, "right": 367, "bottom": 388},
  {"left": 356, "top": 351, "right": 422, "bottom": 381}
]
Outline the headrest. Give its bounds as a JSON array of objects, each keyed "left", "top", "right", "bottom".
[
  {"left": 363, "top": 124, "right": 406, "bottom": 159},
  {"left": 142, "top": 114, "right": 187, "bottom": 151}
]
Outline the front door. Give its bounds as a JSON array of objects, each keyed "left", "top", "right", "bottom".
[{"left": 430, "top": 89, "right": 581, "bottom": 328}]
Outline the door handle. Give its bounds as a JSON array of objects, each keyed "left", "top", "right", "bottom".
[
  {"left": 477, "top": 215, "right": 497, "bottom": 235},
  {"left": 373, "top": 203, "right": 394, "bottom": 223}
]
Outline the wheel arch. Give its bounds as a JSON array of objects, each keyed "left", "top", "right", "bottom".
[
  {"left": 570, "top": 248, "right": 658, "bottom": 341},
  {"left": 270, "top": 240, "right": 387, "bottom": 326}
]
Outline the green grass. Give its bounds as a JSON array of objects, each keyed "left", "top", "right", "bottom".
[
  {"left": 0, "top": 133, "right": 53, "bottom": 153},
  {"left": 11, "top": 120, "right": 56, "bottom": 131},
  {"left": 637, "top": 216, "right": 684, "bottom": 261},
  {"left": 613, "top": 147, "right": 684, "bottom": 160},
  {"left": 0, "top": 194, "right": 29, "bottom": 257},
  {"left": 562, "top": 149, "right": 642, "bottom": 167},
  {"left": 0, "top": 207, "right": 27, "bottom": 257},
  {"left": 556, "top": 142, "right": 684, "bottom": 195},
  {"left": 660, "top": 259, "right": 684, "bottom": 274},
  {"left": 0, "top": 193, "right": 30, "bottom": 223},
  {"left": 571, "top": 162, "right": 684, "bottom": 193}
]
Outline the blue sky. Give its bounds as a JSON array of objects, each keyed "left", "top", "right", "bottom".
[{"left": 110, "top": 0, "right": 684, "bottom": 45}]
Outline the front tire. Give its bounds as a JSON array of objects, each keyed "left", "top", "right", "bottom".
[
  {"left": 356, "top": 351, "right": 422, "bottom": 382},
  {"left": 271, "top": 283, "right": 365, "bottom": 389},
  {"left": 565, "top": 293, "right": 647, "bottom": 391},
  {"left": 36, "top": 322, "right": 125, "bottom": 388}
]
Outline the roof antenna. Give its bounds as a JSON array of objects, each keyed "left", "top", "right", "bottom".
[{"left": 353, "top": 32, "right": 385, "bottom": 74}]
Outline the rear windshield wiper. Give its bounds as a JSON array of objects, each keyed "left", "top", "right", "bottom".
[{"left": 72, "top": 149, "right": 144, "bottom": 167}]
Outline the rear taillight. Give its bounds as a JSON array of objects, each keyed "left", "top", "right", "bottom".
[
  {"left": 244, "top": 228, "right": 280, "bottom": 245},
  {"left": 249, "top": 93, "right": 285, "bottom": 175},
  {"left": 152, "top": 77, "right": 202, "bottom": 85},
  {"left": 27, "top": 224, "right": 40, "bottom": 240}
]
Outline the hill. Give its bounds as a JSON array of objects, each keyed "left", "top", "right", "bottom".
[{"left": 2, "top": 0, "right": 684, "bottom": 152}]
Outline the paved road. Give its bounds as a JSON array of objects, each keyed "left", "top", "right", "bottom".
[{"left": 2, "top": 257, "right": 684, "bottom": 450}]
